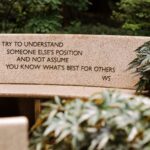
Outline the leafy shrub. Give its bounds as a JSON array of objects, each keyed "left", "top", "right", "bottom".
[
  {"left": 63, "top": 22, "right": 144, "bottom": 35},
  {"left": 113, "top": 0, "right": 150, "bottom": 35},
  {"left": 30, "top": 90, "right": 150, "bottom": 150},
  {"left": 1, "top": 0, "right": 149, "bottom": 35},
  {"left": 129, "top": 41, "right": 150, "bottom": 94},
  {"left": 0, "top": 0, "right": 90, "bottom": 33}
]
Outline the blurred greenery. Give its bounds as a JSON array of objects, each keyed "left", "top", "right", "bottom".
[
  {"left": 63, "top": 21, "right": 149, "bottom": 36},
  {"left": 113, "top": 0, "right": 150, "bottom": 34},
  {"left": 30, "top": 90, "right": 150, "bottom": 150},
  {"left": 0, "top": 0, "right": 149, "bottom": 35},
  {"left": 0, "top": 0, "right": 90, "bottom": 33}
]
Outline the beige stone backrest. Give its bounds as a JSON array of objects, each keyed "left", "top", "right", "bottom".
[
  {"left": 0, "top": 34, "right": 150, "bottom": 98},
  {"left": 0, "top": 117, "right": 28, "bottom": 150}
]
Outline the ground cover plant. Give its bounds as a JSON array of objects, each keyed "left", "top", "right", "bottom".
[{"left": 30, "top": 90, "right": 150, "bottom": 150}]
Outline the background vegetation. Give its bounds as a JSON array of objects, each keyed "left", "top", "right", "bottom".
[{"left": 0, "top": 0, "right": 150, "bottom": 35}]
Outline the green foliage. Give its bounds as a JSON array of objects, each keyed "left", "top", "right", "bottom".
[
  {"left": 113, "top": 0, "right": 150, "bottom": 34},
  {"left": 25, "top": 17, "right": 62, "bottom": 33},
  {"left": 0, "top": 0, "right": 149, "bottom": 35},
  {"left": 30, "top": 90, "right": 150, "bottom": 150},
  {"left": 64, "top": 0, "right": 90, "bottom": 11},
  {"left": 63, "top": 21, "right": 146, "bottom": 35},
  {"left": 0, "top": 0, "right": 90, "bottom": 33},
  {"left": 129, "top": 41, "right": 150, "bottom": 94}
]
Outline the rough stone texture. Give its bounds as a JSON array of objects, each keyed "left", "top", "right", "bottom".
[
  {"left": 0, "top": 84, "right": 135, "bottom": 98},
  {"left": 0, "top": 34, "right": 150, "bottom": 97},
  {"left": 0, "top": 117, "right": 28, "bottom": 150}
]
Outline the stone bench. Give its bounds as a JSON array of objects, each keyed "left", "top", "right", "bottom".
[
  {"left": 0, "top": 117, "right": 28, "bottom": 150},
  {"left": 0, "top": 34, "right": 150, "bottom": 98}
]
